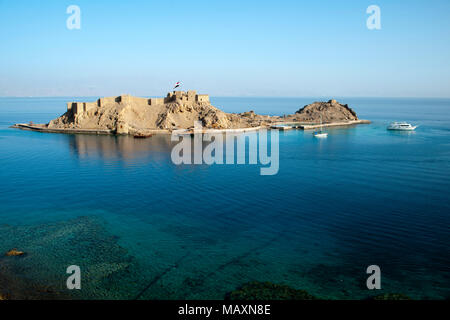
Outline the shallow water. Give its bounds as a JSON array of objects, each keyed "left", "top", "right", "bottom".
[{"left": 0, "top": 97, "right": 449, "bottom": 299}]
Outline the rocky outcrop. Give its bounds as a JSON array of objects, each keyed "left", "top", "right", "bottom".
[
  {"left": 293, "top": 99, "right": 358, "bottom": 122},
  {"left": 155, "top": 102, "right": 232, "bottom": 130}
]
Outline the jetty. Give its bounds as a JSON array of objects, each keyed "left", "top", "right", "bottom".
[
  {"left": 11, "top": 123, "right": 114, "bottom": 135},
  {"left": 269, "top": 120, "right": 371, "bottom": 131},
  {"left": 270, "top": 125, "right": 293, "bottom": 131},
  {"left": 298, "top": 120, "right": 371, "bottom": 130}
]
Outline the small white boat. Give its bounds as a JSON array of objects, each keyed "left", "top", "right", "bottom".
[
  {"left": 313, "top": 132, "right": 328, "bottom": 138},
  {"left": 387, "top": 122, "right": 417, "bottom": 131},
  {"left": 313, "top": 116, "right": 328, "bottom": 138}
]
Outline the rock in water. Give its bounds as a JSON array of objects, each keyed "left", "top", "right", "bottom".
[
  {"left": 5, "top": 249, "right": 25, "bottom": 257},
  {"left": 295, "top": 99, "right": 358, "bottom": 122}
]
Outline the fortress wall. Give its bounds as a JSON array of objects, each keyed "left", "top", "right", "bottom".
[
  {"left": 135, "top": 96, "right": 151, "bottom": 105},
  {"left": 174, "top": 91, "right": 184, "bottom": 99},
  {"left": 162, "top": 91, "right": 210, "bottom": 104},
  {"left": 187, "top": 90, "right": 197, "bottom": 100},
  {"left": 98, "top": 97, "right": 116, "bottom": 107},
  {"left": 196, "top": 94, "right": 210, "bottom": 103},
  {"left": 120, "top": 95, "right": 148, "bottom": 105},
  {"left": 149, "top": 98, "right": 164, "bottom": 105},
  {"left": 73, "top": 102, "right": 84, "bottom": 115},
  {"left": 69, "top": 92, "right": 210, "bottom": 114},
  {"left": 69, "top": 101, "right": 98, "bottom": 115},
  {"left": 85, "top": 102, "right": 97, "bottom": 112}
]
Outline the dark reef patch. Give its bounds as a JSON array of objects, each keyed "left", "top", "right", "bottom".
[
  {"left": 370, "top": 293, "right": 412, "bottom": 300},
  {"left": 0, "top": 216, "right": 147, "bottom": 299},
  {"left": 225, "top": 281, "right": 318, "bottom": 300}
]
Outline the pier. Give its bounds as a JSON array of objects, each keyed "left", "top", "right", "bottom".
[{"left": 270, "top": 120, "right": 370, "bottom": 130}]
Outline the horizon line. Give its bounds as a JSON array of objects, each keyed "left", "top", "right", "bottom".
[{"left": 1, "top": 95, "right": 450, "bottom": 99}]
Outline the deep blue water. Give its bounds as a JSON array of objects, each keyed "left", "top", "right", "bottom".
[{"left": 0, "top": 97, "right": 449, "bottom": 299}]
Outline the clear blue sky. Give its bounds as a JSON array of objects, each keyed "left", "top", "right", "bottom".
[{"left": 0, "top": 0, "right": 449, "bottom": 97}]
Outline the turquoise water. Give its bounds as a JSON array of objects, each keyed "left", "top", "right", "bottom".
[{"left": 0, "top": 97, "right": 449, "bottom": 299}]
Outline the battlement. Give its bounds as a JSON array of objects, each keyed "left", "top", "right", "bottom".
[
  {"left": 67, "top": 101, "right": 97, "bottom": 114},
  {"left": 165, "top": 90, "right": 210, "bottom": 104},
  {"left": 67, "top": 91, "right": 210, "bottom": 115}
]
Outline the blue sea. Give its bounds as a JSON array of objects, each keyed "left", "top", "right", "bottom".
[{"left": 0, "top": 97, "right": 449, "bottom": 299}]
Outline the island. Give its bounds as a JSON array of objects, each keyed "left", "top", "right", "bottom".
[{"left": 12, "top": 91, "right": 370, "bottom": 135}]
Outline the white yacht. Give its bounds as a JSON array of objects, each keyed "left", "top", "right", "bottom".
[
  {"left": 313, "top": 131, "right": 328, "bottom": 138},
  {"left": 313, "top": 116, "right": 328, "bottom": 138},
  {"left": 387, "top": 122, "right": 417, "bottom": 131}
]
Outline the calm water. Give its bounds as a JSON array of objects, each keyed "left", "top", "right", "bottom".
[{"left": 0, "top": 97, "right": 449, "bottom": 299}]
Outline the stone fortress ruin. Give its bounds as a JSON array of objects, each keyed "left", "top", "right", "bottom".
[{"left": 66, "top": 90, "right": 210, "bottom": 116}]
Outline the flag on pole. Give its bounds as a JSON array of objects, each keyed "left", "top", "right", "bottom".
[{"left": 173, "top": 82, "right": 181, "bottom": 89}]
